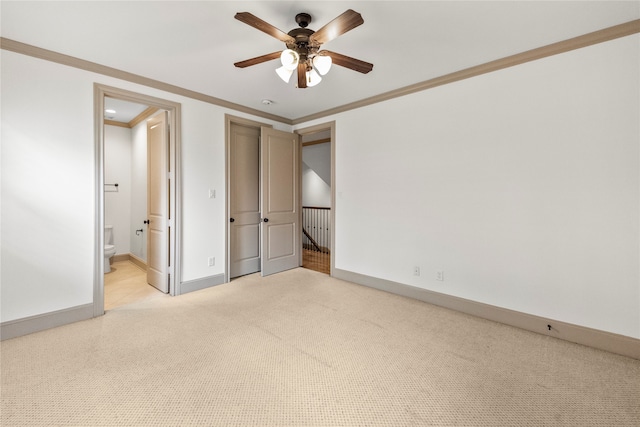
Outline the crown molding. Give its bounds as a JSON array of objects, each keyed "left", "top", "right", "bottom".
[
  {"left": 0, "top": 37, "right": 292, "bottom": 125},
  {"left": 128, "top": 106, "right": 159, "bottom": 128},
  {"left": 3, "top": 18, "right": 639, "bottom": 127},
  {"left": 104, "top": 119, "right": 130, "bottom": 128},
  {"left": 291, "top": 19, "right": 640, "bottom": 124}
]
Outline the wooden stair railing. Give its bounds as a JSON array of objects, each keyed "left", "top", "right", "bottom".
[{"left": 303, "top": 227, "right": 323, "bottom": 253}]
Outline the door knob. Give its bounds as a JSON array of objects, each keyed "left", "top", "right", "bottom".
[
  {"left": 263, "top": 218, "right": 269, "bottom": 223},
  {"left": 230, "top": 218, "right": 235, "bottom": 223},
  {"left": 144, "top": 220, "right": 150, "bottom": 224}
]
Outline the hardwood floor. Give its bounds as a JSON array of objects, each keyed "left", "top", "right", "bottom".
[
  {"left": 106, "top": 254, "right": 328, "bottom": 311},
  {"left": 302, "top": 249, "right": 330, "bottom": 275},
  {"left": 104, "top": 260, "right": 165, "bottom": 310}
]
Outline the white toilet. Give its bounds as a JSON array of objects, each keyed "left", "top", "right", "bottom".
[{"left": 104, "top": 225, "right": 116, "bottom": 273}]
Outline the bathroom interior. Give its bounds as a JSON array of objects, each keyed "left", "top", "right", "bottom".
[{"left": 103, "top": 97, "right": 165, "bottom": 310}]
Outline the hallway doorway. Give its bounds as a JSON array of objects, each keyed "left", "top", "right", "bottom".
[{"left": 296, "top": 122, "right": 335, "bottom": 275}]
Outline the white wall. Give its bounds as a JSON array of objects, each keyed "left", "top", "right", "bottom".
[
  {"left": 104, "top": 125, "right": 132, "bottom": 256},
  {"left": 1, "top": 52, "right": 95, "bottom": 320},
  {"left": 299, "top": 35, "right": 640, "bottom": 339},
  {"left": 0, "top": 49, "right": 288, "bottom": 322},
  {"left": 303, "top": 142, "right": 331, "bottom": 186},
  {"left": 302, "top": 142, "right": 331, "bottom": 208},
  {"left": 302, "top": 163, "right": 331, "bottom": 207}
]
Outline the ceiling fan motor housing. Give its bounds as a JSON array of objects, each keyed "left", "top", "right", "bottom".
[
  {"left": 295, "top": 13, "right": 312, "bottom": 28},
  {"left": 287, "top": 26, "right": 318, "bottom": 65}
]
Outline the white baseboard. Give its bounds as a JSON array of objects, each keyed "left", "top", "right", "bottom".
[
  {"left": 1, "top": 304, "right": 94, "bottom": 341},
  {"left": 333, "top": 268, "right": 640, "bottom": 360}
]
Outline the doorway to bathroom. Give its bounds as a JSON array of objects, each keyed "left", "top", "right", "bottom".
[{"left": 94, "top": 84, "right": 182, "bottom": 316}]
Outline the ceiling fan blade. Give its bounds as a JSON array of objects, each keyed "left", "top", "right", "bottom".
[
  {"left": 234, "top": 51, "right": 282, "bottom": 68},
  {"left": 297, "top": 62, "right": 307, "bottom": 88},
  {"left": 322, "top": 50, "right": 373, "bottom": 74},
  {"left": 309, "top": 9, "right": 364, "bottom": 45},
  {"left": 235, "top": 12, "right": 295, "bottom": 44}
]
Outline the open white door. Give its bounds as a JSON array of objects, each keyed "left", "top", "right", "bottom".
[
  {"left": 147, "top": 111, "right": 169, "bottom": 293},
  {"left": 260, "top": 127, "right": 300, "bottom": 276}
]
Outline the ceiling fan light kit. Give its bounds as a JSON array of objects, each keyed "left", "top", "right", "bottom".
[
  {"left": 312, "top": 55, "right": 332, "bottom": 75},
  {"left": 305, "top": 68, "right": 322, "bottom": 87},
  {"left": 275, "top": 65, "right": 294, "bottom": 83},
  {"left": 280, "top": 49, "right": 300, "bottom": 71},
  {"left": 234, "top": 10, "right": 373, "bottom": 89}
]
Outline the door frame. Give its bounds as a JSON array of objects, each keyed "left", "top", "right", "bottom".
[
  {"left": 294, "top": 121, "right": 336, "bottom": 276},
  {"left": 224, "top": 114, "right": 272, "bottom": 283},
  {"left": 93, "top": 84, "right": 183, "bottom": 316}
]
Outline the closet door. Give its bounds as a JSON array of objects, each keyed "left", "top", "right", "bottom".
[
  {"left": 260, "top": 127, "right": 300, "bottom": 276},
  {"left": 229, "top": 123, "right": 261, "bottom": 278}
]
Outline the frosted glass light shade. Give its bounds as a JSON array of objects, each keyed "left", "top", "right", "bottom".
[
  {"left": 280, "top": 49, "right": 299, "bottom": 71},
  {"left": 306, "top": 68, "right": 322, "bottom": 87},
  {"left": 313, "top": 55, "right": 332, "bottom": 75},
  {"left": 276, "top": 66, "right": 294, "bottom": 83}
]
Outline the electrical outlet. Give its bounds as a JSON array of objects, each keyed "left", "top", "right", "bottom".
[
  {"left": 208, "top": 189, "right": 216, "bottom": 199},
  {"left": 208, "top": 256, "right": 215, "bottom": 267},
  {"left": 413, "top": 266, "right": 420, "bottom": 276},
  {"left": 436, "top": 271, "right": 444, "bottom": 281}
]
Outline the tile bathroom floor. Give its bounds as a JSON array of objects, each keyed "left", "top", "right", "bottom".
[{"left": 104, "top": 260, "right": 165, "bottom": 310}]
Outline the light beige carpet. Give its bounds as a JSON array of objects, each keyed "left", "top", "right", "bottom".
[{"left": 1, "top": 268, "right": 639, "bottom": 426}]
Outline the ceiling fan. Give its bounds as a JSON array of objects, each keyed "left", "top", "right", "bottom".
[{"left": 234, "top": 9, "right": 373, "bottom": 88}]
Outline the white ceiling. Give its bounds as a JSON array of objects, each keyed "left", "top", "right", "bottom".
[
  {"left": 104, "top": 97, "right": 149, "bottom": 122},
  {"left": 2, "top": 1, "right": 638, "bottom": 122}
]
